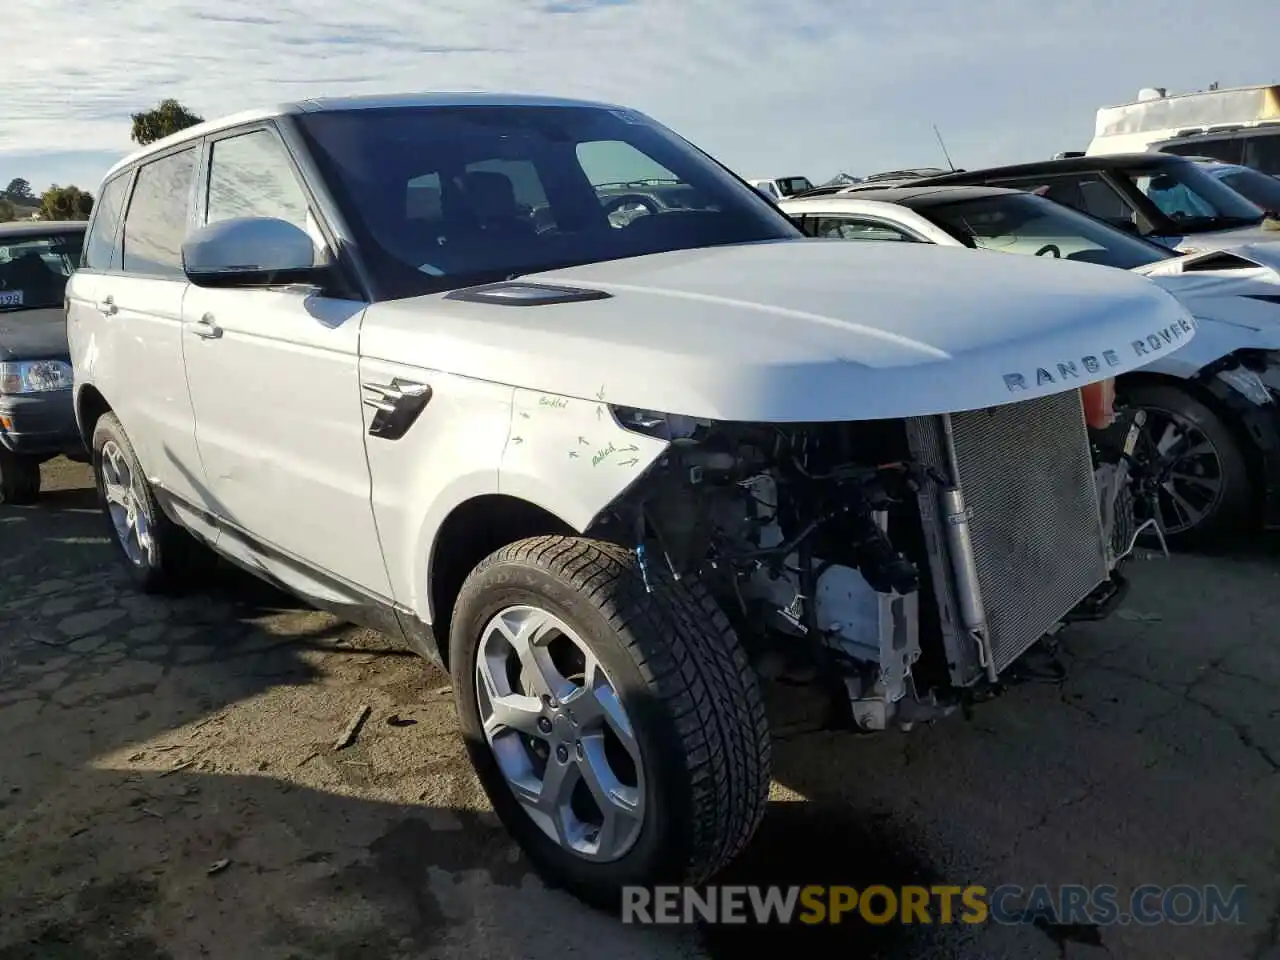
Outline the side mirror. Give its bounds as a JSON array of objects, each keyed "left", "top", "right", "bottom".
[{"left": 182, "top": 217, "right": 324, "bottom": 288}]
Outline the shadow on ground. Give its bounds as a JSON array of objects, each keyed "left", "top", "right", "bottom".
[{"left": 1, "top": 461, "right": 1277, "bottom": 960}]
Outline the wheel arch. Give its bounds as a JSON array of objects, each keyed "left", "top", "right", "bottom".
[
  {"left": 426, "top": 493, "right": 576, "bottom": 665},
  {"left": 74, "top": 383, "right": 113, "bottom": 448}
]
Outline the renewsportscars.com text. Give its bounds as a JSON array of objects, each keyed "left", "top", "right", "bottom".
[{"left": 622, "top": 884, "right": 1248, "bottom": 926}]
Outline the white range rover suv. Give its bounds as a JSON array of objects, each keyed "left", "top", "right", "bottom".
[{"left": 67, "top": 93, "right": 1195, "bottom": 905}]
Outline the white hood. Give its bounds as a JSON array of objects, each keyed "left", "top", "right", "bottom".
[
  {"left": 1161, "top": 223, "right": 1280, "bottom": 253},
  {"left": 361, "top": 239, "right": 1196, "bottom": 423}
]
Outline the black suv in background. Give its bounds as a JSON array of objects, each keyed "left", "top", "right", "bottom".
[
  {"left": 0, "top": 220, "right": 87, "bottom": 503},
  {"left": 902, "top": 153, "right": 1274, "bottom": 250},
  {"left": 1152, "top": 124, "right": 1280, "bottom": 178}
]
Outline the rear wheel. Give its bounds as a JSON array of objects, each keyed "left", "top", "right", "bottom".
[
  {"left": 449, "top": 535, "right": 771, "bottom": 907},
  {"left": 0, "top": 448, "right": 41, "bottom": 505},
  {"left": 91, "top": 413, "right": 210, "bottom": 593},
  {"left": 1124, "top": 383, "right": 1253, "bottom": 545}
]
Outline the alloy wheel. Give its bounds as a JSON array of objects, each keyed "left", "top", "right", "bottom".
[
  {"left": 475, "top": 605, "right": 644, "bottom": 862},
  {"left": 1136, "top": 407, "right": 1225, "bottom": 536},
  {"left": 100, "top": 439, "right": 154, "bottom": 567}
]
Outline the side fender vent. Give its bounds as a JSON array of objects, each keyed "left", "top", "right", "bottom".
[{"left": 444, "top": 281, "right": 612, "bottom": 306}]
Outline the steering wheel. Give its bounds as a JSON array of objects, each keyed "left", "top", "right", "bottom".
[
  {"left": 605, "top": 195, "right": 659, "bottom": 228},
  {"left": 1034, "top": 243, "right": 1062, "bottom": 258}
]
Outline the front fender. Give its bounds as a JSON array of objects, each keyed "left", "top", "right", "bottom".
[
  {"left": 1134, "top": 315, "right": 1280, "bottom": 379},
  {"left": 498, "top": 388, "right": 668, "bottom": 533}
]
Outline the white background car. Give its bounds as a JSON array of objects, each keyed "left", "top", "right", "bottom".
[
  {"left": 746, "top": 175, "right": 814, "bottom": 200},
  {"left": 68, "top": 93, "right": 1194, "bottom": 905},
  {"left": 780, "top": 185, "right": 1280, "bottom": 543}
]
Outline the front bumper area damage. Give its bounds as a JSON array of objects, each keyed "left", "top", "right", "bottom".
[{"left": 597, "top": 390, "right": 1136, "bottom": 733}]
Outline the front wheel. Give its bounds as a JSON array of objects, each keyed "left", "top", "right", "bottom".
[
  {"left": 449, "top": 535, "right": 771, "bottom": 907},
  {"left": 1124, "top": 383, "right": 1254, "bottom": 545}
]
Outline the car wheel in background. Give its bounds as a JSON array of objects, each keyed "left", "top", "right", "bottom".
[
  {"left": 1124, "top": 383, "right": 1253, "bottom": 546},
  {"left": 0, "top": 448, "right": 42, "bottom": 505}
]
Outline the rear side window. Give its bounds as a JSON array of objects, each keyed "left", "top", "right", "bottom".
[
  {"left": 83, "top": 174, "right": 130, "bottom": 271},
  {"left": 998, "top": 174, "right": 1136, "bottom": 229},
  {"left": 122, "top": 148, "right": 197, "bottom": 278},
  {"left": 1244, "top": 135, "right": 1280, "bottom": 176},
  {"left": 1160, "top": 138, "right": 1244, "bottom": 165}
]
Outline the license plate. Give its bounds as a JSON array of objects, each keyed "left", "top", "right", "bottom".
[{"left": 0, "top": 290, "right": 23, "bottom": 307}]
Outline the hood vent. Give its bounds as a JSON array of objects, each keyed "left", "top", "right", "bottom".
[
  {"left": 444, "top": 281, "right": 612, "bottom": 306},
  {"left": 1179, "top": 251, "right": 1262, "bottom": 272}
]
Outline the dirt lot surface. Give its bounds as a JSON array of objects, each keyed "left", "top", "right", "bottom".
[{"left": 2, "top": 459, "right": 1278, "bottom": 960}]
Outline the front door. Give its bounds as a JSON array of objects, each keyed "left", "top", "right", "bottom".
[{"left": 180, "top": 125, "right": 390, "bottom": 597}]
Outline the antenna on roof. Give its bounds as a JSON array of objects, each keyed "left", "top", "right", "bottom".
[{"left": 932, "top": 124, "right": 957, "bottom": 171}]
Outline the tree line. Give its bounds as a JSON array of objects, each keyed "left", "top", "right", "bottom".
[{"left": 0, "top": 99, "right": 204, "bottom": 224}]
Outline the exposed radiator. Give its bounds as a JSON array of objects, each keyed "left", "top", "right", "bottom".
[{"left": 906, "top": 391, "right": 1110, "bottom": 682}]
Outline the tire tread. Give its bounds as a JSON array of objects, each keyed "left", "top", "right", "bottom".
[{"left": 470, "top": 534, "right": 771, "bottom": 885}]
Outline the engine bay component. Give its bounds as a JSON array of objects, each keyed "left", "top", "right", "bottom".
[{"left": 608, "top": 388, "right": 1132, "bottom": 733}]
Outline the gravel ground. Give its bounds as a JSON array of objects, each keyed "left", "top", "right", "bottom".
[{"left": 1, "top": 458, "right": 1278, "bottom": 960}]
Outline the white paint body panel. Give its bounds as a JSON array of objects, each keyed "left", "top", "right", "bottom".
[
  {"left": 180, "top": 286, "right": 391, "bottom": 596},
  {"left": 781, "top": 195, "right": 1280, "bottom": 379},
  {"left": 67, "top": 272, "right": 206, "bottom": 506},
  {"left": 362, "top": 240, "right": 1194, "bottom": 423},
  {"left": 498, "top": 387, "right": 668, "bottom": 531},
  {"left": 357, "top": 360, "right": 514, "bottom": 620}
]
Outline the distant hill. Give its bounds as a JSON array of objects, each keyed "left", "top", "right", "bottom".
[{"left": 0, "top": 197, "right": 41, "bottom": 221}]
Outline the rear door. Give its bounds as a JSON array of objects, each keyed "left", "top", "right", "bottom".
[
  {"left": 85, "top": 147, "right": 207, "bottom": 508},
  {"left": 67, "top": 170, "right": 130, "bottom": 424}
]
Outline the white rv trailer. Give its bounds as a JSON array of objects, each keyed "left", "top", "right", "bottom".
[{"left": 1086, "top": 84, "right": 1280, "bottom": 157}]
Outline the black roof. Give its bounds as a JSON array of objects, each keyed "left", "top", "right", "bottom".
[
  {"left": 0, "top": 220, "right": 87, "bottom": 239},
  {"left": 862, "top": 166, "right": 955, "bottom": 182},
  {"left": 1153, "top": 122, "right": 1280, "bottom": 146},
  {"left": 910, "top": 152, "right": 1191, "bottom": 185},
  {"left": 834, "top": 184, "right": 1022, "bottom": 206}
]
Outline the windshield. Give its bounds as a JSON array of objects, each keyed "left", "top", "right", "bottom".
[
  {"left": 920, "top": 192, "right": 1174, "bottom": 269},
  {"left": 1213, "top": 166, "right": 1280, "bottom": 213},
  {"left": 777, "top": 177, "right": 814, "bottom": 196},
  {"left": 1119, "top": 162, "right": 1265, "bottom": 231},
  {"left": 0, "top": 231, "right": 83, "bottom": 312},
  {"left": 295, "top": 105, "right": 799, "bottom": 299}
]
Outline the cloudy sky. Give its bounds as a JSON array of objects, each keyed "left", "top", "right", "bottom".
[{"left": 2, "top": 0, "right": 1275, "bottom": 195}]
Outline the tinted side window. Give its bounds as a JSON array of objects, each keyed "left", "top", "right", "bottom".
[
  {"left": 1160, "top": 138, "right": 1242, "bottom": 163},
  {"left": 1244, "top": 135, "right": 1280, "bottom": 176},
  {"left": 122, "top": 149, "right": 197, "bottom": 277},
  {"left": 999, "top": 174, "right": 1135, "bottom": 227},
  {"left": 1076, "top": 176, "right": 1135, "bottom": 224},
  {"left": 996, "top": 175, "right": 1085, "bottom": 209},
  {"left": 83, "top": 174, "right": 130, "bottom": 271},
  {"left": 207, "top": 130, "right": 311, "bottom": 229}
]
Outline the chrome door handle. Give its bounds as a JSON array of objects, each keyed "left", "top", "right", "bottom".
[
  {"left": 190, "top": 313, "right": 223, "bottom": 339},
  {"left": 97, "top": 296, "right": 117, "bottom": 316}
]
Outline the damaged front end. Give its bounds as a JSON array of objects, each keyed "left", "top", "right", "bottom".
[{"left": 600, "top": 390, "right": 1150, "bottom": 733}]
